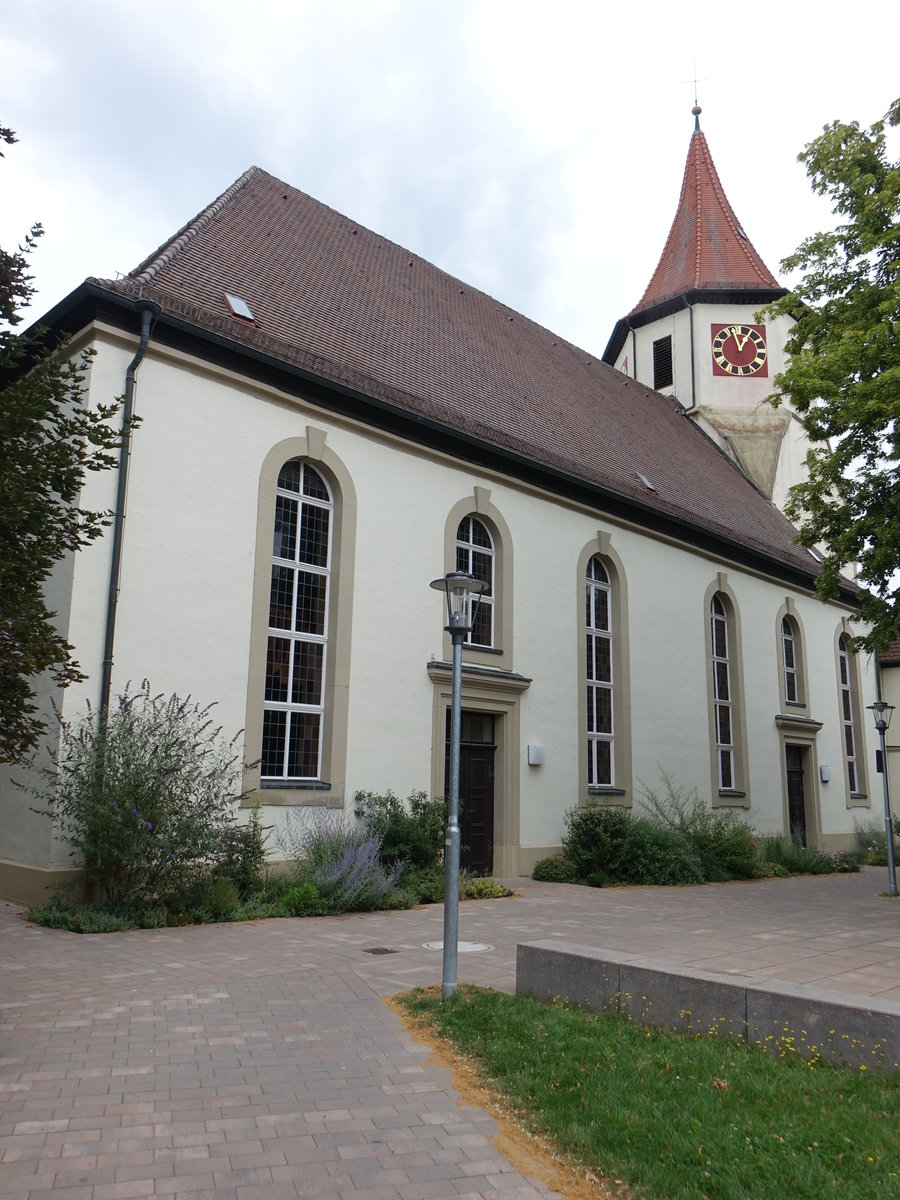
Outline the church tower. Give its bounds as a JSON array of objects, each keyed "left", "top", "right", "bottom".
[{"left": 603, "top": 106, "right": 808, "bottom": 510}]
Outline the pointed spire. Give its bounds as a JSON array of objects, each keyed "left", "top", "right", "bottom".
[{"left": 629, "top": 110, "right": 780, "bottom": 315}]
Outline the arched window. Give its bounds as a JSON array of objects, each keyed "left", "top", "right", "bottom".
[
  {"left": 710, "top": 594, "right": 734, "bottom": 791},
  {"left": 456, "top": 515, "right": 494, "bottom": 647},
  {"left": 586, "top": 556, "right": 614, "bottom": 786},
  {"left": 838, "top": 634, "right": 860, "bottom": 794},
  {"left": 781, "top": 616, "right": 799, "bottom": 704},
  {"left": 261, "top": 460, "right": 333, "bottom": 781}
]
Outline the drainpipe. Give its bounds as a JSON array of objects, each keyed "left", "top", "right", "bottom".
[
  {"left": 682, "top": 296, "right": 698, "bottom": 413},
  {"left": 100, "top": 301, "right": 160, "bottom": 713}
]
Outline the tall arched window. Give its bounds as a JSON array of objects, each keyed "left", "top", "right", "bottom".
[
  {"left": 261, "top": 460, "right": 333, "bottom": 781},
  {"left": 456, "top": 515, "right": 494, "bottom": 647},
  {"left": 586, "top": 557, "right": 614, "bottom": 786},
  {"left": 710, "top": 594, "right": 734, "bottom": 790},
  {"left": 781, "top": 616, "right": 799, "bottom": 704},
  {"left": 838, "top": 634, "right": 860, "bottom": 794}
]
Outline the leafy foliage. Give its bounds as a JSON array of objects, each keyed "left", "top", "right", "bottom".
[
  {"left": 27, "top": 681, "right": 245, "bottom": 908},
  {"left": 761, "top": 97, "right": 900, "bottom": 649},
  {"left": 1, "top": 125, "right": 132, "bottom": 761},
  {"left": 216, "top": 807, "right": 268, "bottom": 897},
  {"left": 354, "top": 788, "right": 447, "bottom": 871},
  {"left": 531, "top": 856, "right": 577, "bottom": 883},
  {"left": 760, "top": 834, "right": 860, "bottom": 875},
  {"left": 638, "top": 772, "right": 759, "bottom": 881}
]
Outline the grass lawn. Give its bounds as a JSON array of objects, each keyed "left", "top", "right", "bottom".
[{"left": 398, "top": 985, "right": 899, "bottom": 1200}]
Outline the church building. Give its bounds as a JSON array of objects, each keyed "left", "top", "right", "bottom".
[{"left": 0, "top": 112, "right": 878, "bottom": 903}]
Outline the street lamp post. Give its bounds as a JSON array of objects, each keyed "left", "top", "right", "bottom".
[
  {"left": 867, "top": 700, "right": 897, "bottom": 896},
  {"left": 429, "top": 571, "right": 486, "bottom": 996}
]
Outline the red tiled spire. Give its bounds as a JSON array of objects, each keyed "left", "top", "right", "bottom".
[{"left": 630, "top": 108, "right": 780, "bottom": 315}]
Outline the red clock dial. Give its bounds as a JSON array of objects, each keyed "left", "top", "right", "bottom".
[{"left": 711, "top": 324, "right": 768, "bottom": 377}]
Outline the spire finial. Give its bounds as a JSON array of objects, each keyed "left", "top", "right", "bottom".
[{"left": 692, "top": 103, "right": 702, "bottom": 132}]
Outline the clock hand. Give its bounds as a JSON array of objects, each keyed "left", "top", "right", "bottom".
[{"left": 731, "top": 326, "right": 749, "bottom": 352}]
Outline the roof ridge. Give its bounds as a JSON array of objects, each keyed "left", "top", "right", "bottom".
[{"left": 130, "top": 167, "right": 264, "bottom": 285}]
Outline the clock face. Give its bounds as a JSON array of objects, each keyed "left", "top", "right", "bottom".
[{"left": 711, "top": 323, "right": 768, "bottom": 377}]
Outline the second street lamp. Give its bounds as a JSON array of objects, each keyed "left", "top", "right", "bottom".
[
  {"left": 866, "top": 699, "right": 897, "bottom": 896},
  {"left": 429, "top": 571, "right": 487, "bottom": 996}
]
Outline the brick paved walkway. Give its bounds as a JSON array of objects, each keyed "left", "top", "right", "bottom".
[{"left": 1, "top": 869, "right": 898, "bottom": 1198}]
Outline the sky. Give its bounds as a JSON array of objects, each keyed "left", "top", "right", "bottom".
[{"left": 2, "top": 0, "right": 898, "bottom": 358}]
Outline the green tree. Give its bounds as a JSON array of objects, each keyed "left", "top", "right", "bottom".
[
  {"left": 763, "top": 98, "right": 900, "bottom": 651},
  {"left": 0, "top": 126, "right": 129, "bottom": 763}
]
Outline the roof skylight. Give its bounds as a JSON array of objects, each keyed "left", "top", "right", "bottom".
[{"left": 224, "top": 292, "right": 254, "bottom": 321}]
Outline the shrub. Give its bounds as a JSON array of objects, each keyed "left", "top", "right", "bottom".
[
  {"left": 531, "top": 856, "right": 577, "bottom": 883},
  {"left": 461, "top": 876, "right": 512, "bottom": 899},
  {"left": 201, "top": 876, "right": 241, "bottom": 919},
  {"left": 760, "top": 835, "right": 859, "bottom": 875},
  {"left": 562, "top": 804, "right": 704, "bottom": 887},
  {"left": 28, "top": 682, "right": 245, "bottom": 910},
  {"left": 562, "top": 805, "right": 633, "bottom": 882},
  {"left": 355, "top": 789, "right": 448, "bottom": 871},
  {"left": 281, "top": 882, "right": 323, "bottom": 916},
  {"left": 638, "top": 772, "right": 758, "bottom": 882},
  {"left": 216, "top": 808, "right": 268, "bottom": 898},
  {"left": 276, "top": 807, "right": 402, "bottom": 913},
  {"left": 853, "top": 816, "right": 898, "bottom": 866},
  {"left": 611, "top": 817, "right": 705, "bottom": 886},
  {"left": 402, "top": 862, "right": 445, "bottom": 904}
]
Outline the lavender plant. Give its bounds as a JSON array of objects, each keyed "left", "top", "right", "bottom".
[
  {"left": 29, "top": 681, "right": 246, "bottom": 909},
  {"left": 276, "top": 807, "right": 402, "bottom": 913}
]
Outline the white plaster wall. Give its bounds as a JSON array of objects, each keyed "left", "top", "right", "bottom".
[{"left": 11, "top": 326, "right": 879, "bottom": 886}]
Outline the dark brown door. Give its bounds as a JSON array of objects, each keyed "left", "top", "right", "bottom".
[
  {"left": 445, "top": 712, "right": 495, "bottom": 876},
  {"left": 786, "top": 745, "right": 806, "bottom": 846}
]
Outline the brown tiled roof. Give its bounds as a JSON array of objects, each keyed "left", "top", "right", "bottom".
[
  {"left": 880, "top": 638, "right": 900, "bottom": 666},
  {"left": 96, "top": 166, "right": 818, "bottom": 580},
  {"left": 630, "top": 122, "right": 780, "bottom": 316}
]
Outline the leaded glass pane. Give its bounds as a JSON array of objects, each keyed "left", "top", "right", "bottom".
[
  {"left": 471, "top": 550, "right": 492, "bottom": 592},
  {"left": 265, "top": 637, "right": 290, "bottom": 702},
  {"left": 277, "top": 460, "right": 301, "bottom": 492},
  {"left": 292, "top": 641, "right": 324, "bottom": 706},
  {"left": 783, "top": 636, "right": 795, "bottom": 670},
  {"left": 287, "top": 712, "right": 320, "bottom": 778},
  {"left": 785, "top": 673, "right": 797, "bottom": 703},
  {"left": 261, "top": 710, "right": 286, "bottom": 776},
  {"left": 720, "top": 750, "right": 733, "bottom": 790},
  {"left": 470, "top": 518, "right": 492, "bottom": 548},
  {"left": 842, "top": 691, "right": 852, "bottom": 722},
  {"left": 593, "top": 588, "right": 609, "bottom": 632},
  {"left": 848, "top": 761, "right": 857, "bottom": 792},
  {"left": 845, "top": 725, "right": 855, "bottom": 759},
  {"left": 717, "top": 703, "right": 731, "bottom": 746},
  {"left": 594, "top": 740, "right": 611, "bottom": 786},
  {"left": 593, "top": 637, "right": 611, "bottom": 684},
  {"left": 471, "top": 599, "right": 492, "bottom": 646},
  {"left": 715, "top": 661, "right": 730, "bottom": 702},
  {"left": 302, "top": 465, "right": 330, "bottom": 500},
  {"left": 299, "top": 503, "right": 330, "bottom": 567},
  {"left": 588, "top": 557, "right": 609, "bottom": 585},
  {"left": 595, "top": 688, "right": 612, "bottom": 734},
  {"left": 456, "top": 516, "right": 471, "bottom": 542},
  {"left": 295, "top": 572, "right": 327, "bottom": 635},
  {"left": 273, "top": 495, "right": 297, "bottom": 560},
  {"left": 713, "top": 617, "right": 727, "bottom": 659},
  {"left": 586, "top": 686, "right": 595, "bottom": 732},
  {"left": 269, "top": 566, "right": 294, "bottom": 630}
]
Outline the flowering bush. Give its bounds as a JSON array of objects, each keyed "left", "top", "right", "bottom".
[
  {"left": 29, "top": 682, "right": 245, "bottom": 909},
  {"left": 275, "top": 807, "right": 402, "bottom": 913}
]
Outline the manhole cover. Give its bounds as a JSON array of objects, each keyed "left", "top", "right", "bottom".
[
  {"left": 362, "top": 947, "right": 397, "bottom": 955},
  {"left": 422, "top": 940, "right": 493, "bottom": 953}
]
